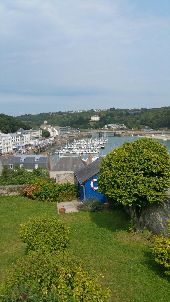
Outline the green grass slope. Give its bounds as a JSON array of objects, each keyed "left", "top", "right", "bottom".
[{"left": 0, "top": 197, "right": 169, "bottom": 301}]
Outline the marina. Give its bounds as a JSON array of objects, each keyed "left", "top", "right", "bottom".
[
  {"left": 55, "top": 137, "right": 108, "bottom": 157},
  {"left": 54, "top": 134, "right": 170, "bottom": 160}
]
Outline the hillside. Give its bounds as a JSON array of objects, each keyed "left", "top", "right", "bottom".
[
  {"left": 17, "top": 107, "right": 170, "bottom": 130},
  {"left": 0, "top": 114, "right": 30, "bottom": 133},
  {"left": 1, "top": 197, "right": 170, "bottom": 301}
]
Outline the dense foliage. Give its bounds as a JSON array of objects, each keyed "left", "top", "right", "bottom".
[
  {"left": 17, "top": 106, "right": 170, "bottom": 129},
  {"left": 20, "top": 217, "right": 69, "bottom": 253},
  {"left": 23, "top": 180, "right": 78, "bottom": 202},
  {"left": 0, "top": 166, "right": 50, "bottom": 185},
  {"left": 1, "top": 251, "right": 109, "bottom": 302},
  {"left": 41, "top": 129, "right": 50, "bottom": 138},
  {"left": 0, "top": 113, "right": 30, "bottom": 133},
  {"left": 153, "top": 221, "right": 170, "bottom": 276},
  {"left": 98, "top": 138, "right": 170, "bottom": 208}
]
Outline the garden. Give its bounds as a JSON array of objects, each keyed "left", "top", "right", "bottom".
[{"left": 0, "top": 196, "right": 170, "bottom": 302}]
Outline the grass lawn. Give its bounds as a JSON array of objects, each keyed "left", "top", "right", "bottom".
[{"left": 0, "top": 196, "right": 169, "bottom": 302}]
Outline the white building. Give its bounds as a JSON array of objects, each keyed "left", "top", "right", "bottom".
[
  {"left": 0, "top": 133, "right": 13, "bottom": 154},
  {"left": 0, "top": 128, "right": 42, "bottom": 155},
  {"left": 41, "top": 121, "right": 60, "bottom": 138},
  {"left": 30, "top": 129, "right": 42, "bottom": 140},
  {"left": 90, "top": 115, "right": 100, "bottom": 122}
]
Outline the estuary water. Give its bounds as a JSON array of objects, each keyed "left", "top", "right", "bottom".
[{"left": 100, "top": 135, "right": 170, "bottom": 156}]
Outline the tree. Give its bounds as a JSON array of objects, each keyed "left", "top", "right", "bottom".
[
  {"left": 41, "top": 129, "right": 50, "bottom": 138},
  {"left": 98, "top": 138, "right": 170, "bottom": 209}
]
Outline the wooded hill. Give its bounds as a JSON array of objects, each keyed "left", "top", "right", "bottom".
[
  {"left": 17, "top": 107, "right": 170, "bottom": 130},
  {"left": 0, "top": 114, "right": 30, "bottom": 133}
]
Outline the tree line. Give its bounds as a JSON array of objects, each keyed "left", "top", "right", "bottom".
[
  {"left": 0, "top": 114, "right": 30, "bottom": 133},
  {"left": 17, "top": 107, "right": 170, "bottom": 130},
  {"left": 0, "top": 107, "right": 169, "bottom": 133}
]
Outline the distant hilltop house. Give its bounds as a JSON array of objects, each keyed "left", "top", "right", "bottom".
[
  {"left": 90, "top": 115, "right": 100, "bottom": 122},
  {"left": 75, "top": 158, "right": 107, "bottom": 203}
]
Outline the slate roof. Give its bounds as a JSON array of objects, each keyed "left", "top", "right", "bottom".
[
  {"left": 75, "top": 158, "right": 102, "bottom": 184},
  {"left": 50, "top": 156, "right": 86, "bottom": 172},
  {"left": 1, "top": 156, "right": 49, "bottom": 170}
]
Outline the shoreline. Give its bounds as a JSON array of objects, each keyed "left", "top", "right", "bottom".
[{"left": 137, "top": 134, "right": 170, "bottom": 141}]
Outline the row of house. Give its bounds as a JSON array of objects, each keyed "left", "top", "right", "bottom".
[
  {"left": 0, "top": 129, "right": 42, "bottom": 154},
  {"left": 0, "top": 121, "right": 80, "bottom": 155},
  {"left": 0, "top": 155, "right": 106, "bottom": 202}
]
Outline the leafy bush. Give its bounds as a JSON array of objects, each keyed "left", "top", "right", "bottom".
[
  {"left": 20, "top": 217, "right": 69, "bottom": 253},
  {"left": 99, "top": 138, "right": 170, "bottom": 208},
  {"left": 152, "top": 221, "right": 170, "bottom": 276},
  {"left": 23, "top": 180, "right": 78, "bottom": 202},
  {"left": 22, "top": 183, "right": 41, "bottom": 199},
  {"left": 1, "top": 251, "right": 109, "bottom": 302},
  {"left": 78, "top": 199, "right": 104, "bottom": 212}
]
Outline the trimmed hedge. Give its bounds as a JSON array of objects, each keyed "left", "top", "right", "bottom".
[
  {"left": 20, "top": 217, "right": 70, "bottom": 253},
  {"left": 1, "top": 251, "right": 109, "bottom": 302}
]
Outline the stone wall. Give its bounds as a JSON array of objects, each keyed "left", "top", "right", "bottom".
[
  {"left": 0, "top": 185, "right": 26, "bottom": 196},
  {"left": 128, "top": 198, "right": 170, "bottom": 236},
  {"left": 49, "top": 171, "right": 75, "bottom": 184},
  {"left": 138, "top": 199, "right": 170, "bottom": 236}
]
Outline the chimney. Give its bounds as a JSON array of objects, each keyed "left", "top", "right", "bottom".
[{"left": 86, "top": 154, "right": 93, "bottom": 165}]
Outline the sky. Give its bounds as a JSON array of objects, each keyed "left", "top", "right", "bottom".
[{"left": 0, "top": 0, "right": 170, "bottom": 115}]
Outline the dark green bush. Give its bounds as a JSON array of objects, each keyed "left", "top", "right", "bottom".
[
  {"left": 78, "top": 199, "right": 104, "bottom": 212},
  {"left": 20, "top": 217, "right": 69, "bottom": 253},
  {"left": 23, "top": 180, "right": 78, "bottom": 202},
  {"left": 99, "top": 138, "right": 170, "bottom": 208},
  {"left": 1, "top": 251, "right": 109, "bottom": 302},
  {"left": 152, "top": 221, "right": 170, "bottom": 276}
]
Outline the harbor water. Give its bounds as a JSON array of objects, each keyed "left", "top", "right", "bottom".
[
  {"left": 54, "top": 135, "right": 170, "bottom": 161},
  {"left": 100, "top": 135, "right": 170, "bottom": 156}
]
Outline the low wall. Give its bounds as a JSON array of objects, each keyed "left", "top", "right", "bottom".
[{"left": 0, "top": 185, "right": 26, "bottom": 196}]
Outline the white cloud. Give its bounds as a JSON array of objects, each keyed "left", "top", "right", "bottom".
[{"left": 0, "top": 0, "right": 170, "bottom": 114}]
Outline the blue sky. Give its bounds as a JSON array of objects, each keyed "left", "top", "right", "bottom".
[{"left": 0, "top": 0, "right": 170, "bottom": 115}]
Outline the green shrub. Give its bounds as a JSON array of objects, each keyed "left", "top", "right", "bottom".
[
  {"left": 22, "top": 183, "right": 41, "bottom": 199},
  {"left": 0, "top": 166, "right": 51, "bottom": 186},
  {"left": 99, "top": 138, "right": 170, "bottom": 208},
  {"left": 1, "top": 251, "right": 109, "bottom": 302},
  {"left": 20, "top": 217, "right": 69, "bottom": 253},
  {"left": 152, "top": 221, "right": 170, "bottom": 276},
  {"left": 23, "top": 180, "right": 78, "bottom": 202},
  {"left": 78, "top": 199, "right": 104, "bottom": 212}
]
